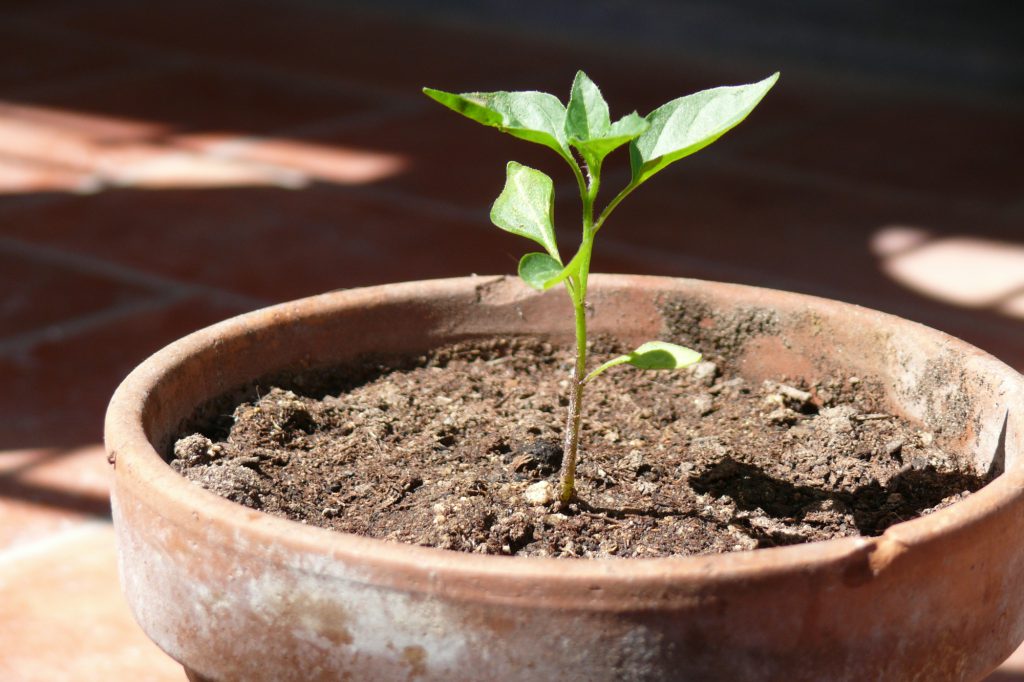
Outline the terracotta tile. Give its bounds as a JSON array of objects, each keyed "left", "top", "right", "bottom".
[
  {"left": 0, "top": 295, "right": 250, "bottom": 450},
  {"left": 0, "top": 524, "right": 184, "bottom": 681},
  {"left": 0, "top": 445, "right": 110, "bottom": 550},
  {"left": 0, "top": 156, "right": 95, "bottom": 195},
  {"left": 0, "top": 251, "right": 157, "bottom": 339},
  {"left": 177, "top": 133, "right": 409, "bottom": 187},
  {"left": 0, "top": 102, "right": 318, "bottom": 192},
  {"left": 0, "top": 101, "right": 163, "bottom": 145},
  {"left": 232, "top": 109, "right": 562, "bottom": 210},
  {"left": 0, "top": 185, "right": 520, "bottom": 302},
  {"left": 0, "top": 23, "right": 139, "bottom": 92},
  {"left": 735, "top": 97, "right": 1024, "bottom": 208},
  {"left": 0, "top": 101, "right": 169, "bottom": 181},
  {"left": 96, "top": 144, "right": 305, "bottom": 190},
  {"left": 26, "top": 63, "right": 385, "bottom": 138}
]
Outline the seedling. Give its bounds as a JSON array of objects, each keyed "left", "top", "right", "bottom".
[{"left": 424, "top": 71, "right": 778, "bottom": 503}]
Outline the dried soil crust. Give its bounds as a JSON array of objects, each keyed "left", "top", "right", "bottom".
[{"left": 173, "top": 338, "right": 988, "bottom": 559}]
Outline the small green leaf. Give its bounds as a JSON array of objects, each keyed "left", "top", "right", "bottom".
[
  {"left": 629, "top": 73, "right": 778, "bottom": 185},
  {"left": 565, "top": 71, "right": 610, "bottom": 142},
  {"left": 490, "top": 162, "right": 559, "bottom": 259},
  {"left": 518, "top": 248, "right": 585, "bottom": 291},
  {"left": 518, "top": 252, "right": 563, "bottom": 290},
  {"left": 584, "top": 340, "right": 701, "bottom": 383},
  {"left": 608, "top": 112, "right": 649, "bottom": 140},
  {"left": 625, "top": 341, "right": 702, "bottom": 370},
  {"left": 423, "top": 87, "right": 569, "bottom": 157},
  {"left": 572, "top": 112, "right": 649, "bottom": 168}
]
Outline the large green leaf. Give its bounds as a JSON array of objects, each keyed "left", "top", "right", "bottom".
[
  {"left": 490, "top": 162, "right": 559, "bottom": 258},
  {"left": 423, "top": 87, "right": 569, "bottom": 157},
  {"left": 629, "top": 73, "right": 778, "bottom": 185}
]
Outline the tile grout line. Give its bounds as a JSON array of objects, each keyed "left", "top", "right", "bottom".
[
  {"left": 0, "top": 237, "right": 268, "bottom": 356},
  {"left": 0, "top": 292, "right": 187, "bottom": 359},
  {"left": 0, "top": 236, "right": 269, "bottom": 311}
]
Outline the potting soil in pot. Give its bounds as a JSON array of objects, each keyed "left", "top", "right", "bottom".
[{"left": 171, "top": 336, "right": 988, "bottom": 559}]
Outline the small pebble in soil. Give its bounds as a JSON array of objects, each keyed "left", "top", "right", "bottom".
[
  {"left": 689, "top": 361, "right": 719, "bottom": 387},
  {"left": 524, "top": 481, "right": 555, "bottom": 506},
  {"left": 692, "top": 394, "right": 715, "bottom": 416}
]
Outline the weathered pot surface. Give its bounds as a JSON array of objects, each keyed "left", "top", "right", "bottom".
[{"left": 105, "top": 275, "right": 1023, "bottom": 682}]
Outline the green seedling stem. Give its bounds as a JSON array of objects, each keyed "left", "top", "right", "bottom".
[{"left": 424, "top": 71, "right": 778, "bottom": 503}]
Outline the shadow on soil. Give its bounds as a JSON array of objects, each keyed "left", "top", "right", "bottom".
[{"left": 689, "top": 455, "right": 988, "bottom": 538}]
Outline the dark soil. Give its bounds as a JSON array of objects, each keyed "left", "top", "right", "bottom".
[{"left": 172, "top": 338, "right": 988, "bottom": 558}]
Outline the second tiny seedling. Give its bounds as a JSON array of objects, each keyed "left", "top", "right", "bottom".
[{"left": 424, "top": 71, "right": 778, "bottom": 504}]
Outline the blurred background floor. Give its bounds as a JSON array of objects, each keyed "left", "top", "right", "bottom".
[{"left": 0, "top": 0, "right": 1020, "bottom": 679}]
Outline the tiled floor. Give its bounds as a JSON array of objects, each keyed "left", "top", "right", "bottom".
[{"left": 0, "top": 1, "right": 1021, "bottom": 679}]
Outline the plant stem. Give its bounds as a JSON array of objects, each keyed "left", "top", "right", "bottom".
[
  {"left": 557, "top": 170, "right": 598, "bottom": 504},
  {"left": 558, "top": 293, "right": 587, "bottom": 503}
]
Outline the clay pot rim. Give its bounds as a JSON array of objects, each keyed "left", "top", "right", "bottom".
[{"left": 105, "top": 274, "right": 1023, "bottom": 586}]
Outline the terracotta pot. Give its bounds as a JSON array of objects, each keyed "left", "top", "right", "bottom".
[{"left": 105, "top": 275, "right": 1023, "bottom": 682}]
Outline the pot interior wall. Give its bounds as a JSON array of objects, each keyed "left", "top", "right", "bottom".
[{"left": 143, "top": 276, "right": 1018, "bottom": 479}]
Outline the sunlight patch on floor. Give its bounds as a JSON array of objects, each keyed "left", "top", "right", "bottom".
[
  {"left": 872, "top": 225, "right": 1024, "bottom": 320},
  {"left": 0, "top": 101, "right": 408, "bottom": 193}
]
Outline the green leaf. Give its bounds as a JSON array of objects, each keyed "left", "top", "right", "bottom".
[
  {"left": 423, "top": 87, "right": 569, "bottom": 157},
  {"left": 490, "top": 162, "right": 559, "bottom": 259},
  {"left": 584, "top": 340, "right": 701, "bottom": 383},
  {"left": 518, "top": 252, "right": 564, "bottom": 290},
  {"left": 518, "top": 248, "right": 585, "bottom": 291},
  {"left": 625, "top": 341, "right": 702, "bottom": 370},
  {"left": 629, "top": 73, "right": 778, "bottom": 185},
  {"left": 565, "top": 71, "right": 610, "bottom": 142}
]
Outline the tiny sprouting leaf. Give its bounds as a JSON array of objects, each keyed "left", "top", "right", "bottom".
[
  {"left": 625, "top": 341, "right": 702, "bottom": 370},
  {"left": 490, "top": 162, "right": 559, "bottom": 259},
  {"left": 423, "top": 87, "right": 570, "bottom": 157},
  {"left": 565, "top": 71, "right": 610, "bottom": 142},
  {"left": 629, "top": 73, "right": 778, "bottom": 185},
  {"left": 565, "top": 72, "right": 649, "bottom": 170},
  {"left": 607, "top": 112, "right": 649, "bottom": 141},
  {"left": 518, "top": 249, "right": 584, "bottom": 291}
]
